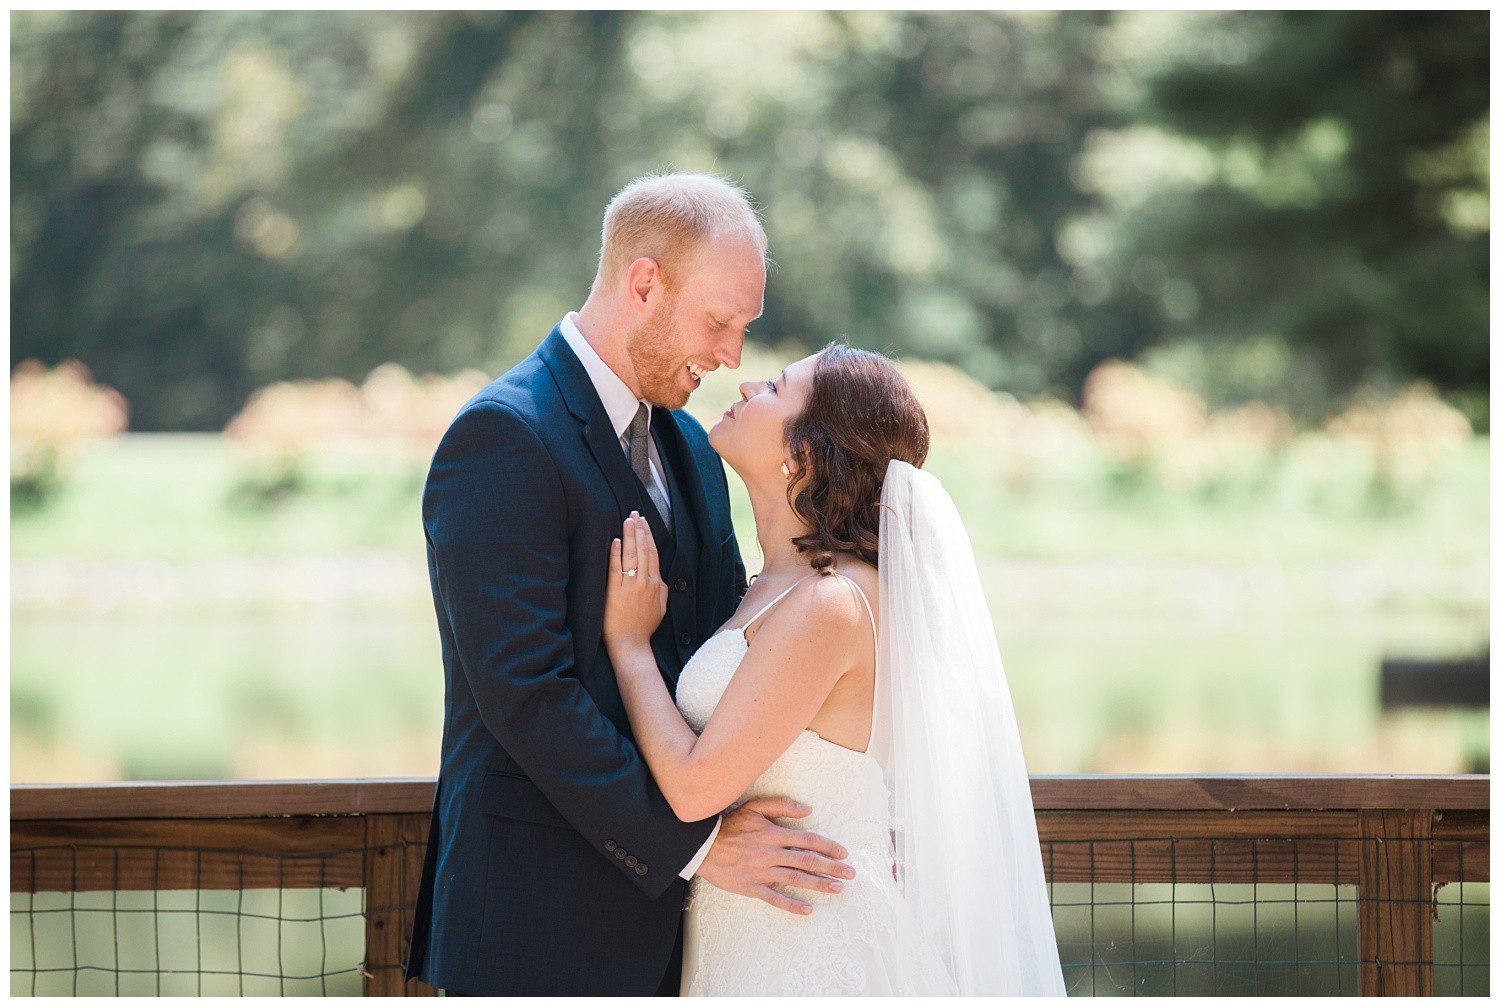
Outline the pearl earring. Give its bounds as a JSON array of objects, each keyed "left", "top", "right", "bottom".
[{"left": 780, "top": 462, "right": 791, "bottom": 478}]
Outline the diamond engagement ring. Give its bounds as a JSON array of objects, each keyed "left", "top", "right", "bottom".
[{"left": 624, "top": 568, "right": 638, "bottom": 577}]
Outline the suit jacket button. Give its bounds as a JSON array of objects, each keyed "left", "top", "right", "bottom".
[
  {"left": 604, "top": 840, "right": 617, "bottom": 852},
  {"left": 615, "top": 848, "right": 627, "bottom": 859},
  {"left": 674, "top": 577, "right": 688, "bottom": 591},
  {"left": 636, "top": 864, "right": 649, "bottom": 876},
  {"left": 680, "top": 631, "right": 692, "bottom": 646},
  {"left": 625, "top": 855, "right": 637, "bottom": 867}
]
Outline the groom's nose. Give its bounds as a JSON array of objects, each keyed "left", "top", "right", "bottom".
[{"left": 714, "top": 333, "right": 742, "bottom": 370}]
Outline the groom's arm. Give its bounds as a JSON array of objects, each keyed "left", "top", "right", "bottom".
[{"left": 424, "top": 399, "right": 715, "bottom": 898}]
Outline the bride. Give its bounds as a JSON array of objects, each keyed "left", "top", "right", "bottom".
[{"left": 603, "top": 343, "right": 1067, "bottom": 997}]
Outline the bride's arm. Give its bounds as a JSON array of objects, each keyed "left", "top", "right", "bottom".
[{"left": 604, "top": 515, "right": 864, "bottom": 823}]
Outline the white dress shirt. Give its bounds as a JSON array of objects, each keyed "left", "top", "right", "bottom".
[{"left": 557, "top": 312, "right": 721, "bottom": 880}]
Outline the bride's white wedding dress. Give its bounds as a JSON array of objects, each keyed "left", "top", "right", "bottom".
[
  {"left": 675, "top": 573, "right": 957, "bottom": 996},
  {"left": 674, "top": 461, "right": 1066, "bottom": 997}
]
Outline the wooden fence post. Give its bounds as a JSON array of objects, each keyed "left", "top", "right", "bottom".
[
  {"left": 1357, "top": 809, "right": 1434, "bottom": 995},
  {"left": 363, "top": 813, "right": 437, "bottom": 996}
]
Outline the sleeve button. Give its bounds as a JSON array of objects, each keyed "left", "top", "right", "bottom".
[
  {"left": 636, "top": 864, "right": 649, "bottom": 876},
  {"left": 625, "top": 855, "right": 638, "bottom": 867},
  {"left": 604, "top": 840, "right": 616, "bottom": 852},
  {"left": 615, "top": 848, "right": 627, "bottom": 859}
]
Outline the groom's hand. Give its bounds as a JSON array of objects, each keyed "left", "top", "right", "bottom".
[{"left": 695, "top": 796, "right": 856, "bottom": 915}]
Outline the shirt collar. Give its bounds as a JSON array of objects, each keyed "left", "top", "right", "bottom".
[{"left": 559, "top": 311, "right": 648, "bottom": 441}]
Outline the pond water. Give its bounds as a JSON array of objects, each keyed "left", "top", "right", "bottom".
[{"left": 11, "top": 571, "right": 1487, "bottom": 782}]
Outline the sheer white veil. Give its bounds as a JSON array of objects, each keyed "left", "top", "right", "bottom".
[{"left": 873, "top": 459, "right": 1067, "bottom": 996}]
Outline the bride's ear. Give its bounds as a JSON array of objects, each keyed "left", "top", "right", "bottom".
[{"left": 782, "top": 450, "right": 810, "bottom": 484}]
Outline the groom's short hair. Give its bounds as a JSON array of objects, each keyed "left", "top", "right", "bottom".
[{"left": 593, "top": 172, "right": 768, "bottom": 292}]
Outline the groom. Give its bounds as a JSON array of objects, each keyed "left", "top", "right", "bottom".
[{"left": 405, "top": 173, "right": 853, "bottom": 995}]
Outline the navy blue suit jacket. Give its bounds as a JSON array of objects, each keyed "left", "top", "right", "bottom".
[{"left": 404, "top": 325, "right": 749, "bottom": 994}]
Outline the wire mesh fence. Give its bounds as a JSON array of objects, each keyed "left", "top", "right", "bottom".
[
  {"left": 13, "top": 884, "right": 367, "bottom": 996},
  {"left": 10, "top": 839, "right": 418, "bottom": 997},
  {"left": 1042, "top": 837, "right": 1488, "bottom": 996},
  {"left": 10, "top": 831, "right": 1489, "bottom": 997}
]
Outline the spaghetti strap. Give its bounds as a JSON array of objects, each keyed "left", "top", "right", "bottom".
[
  {"left": 830, "top": 571, "right": 880, "bottom": 757},
  {"left": 740, "top": 574, "right": 818, "bottom": 633},
  {"left": 740, "top": 568, "right": 881, "bottom": 757},
  {"left": 830, "top": 572, "right": 877, "bottom": 649},
  {"left": 741, "top": 570, "right": 876, "bottom": 666}
]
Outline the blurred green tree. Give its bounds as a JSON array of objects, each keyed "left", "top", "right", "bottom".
[
  {"left": 1085, "top": 11, "right": 1488, "bottom": 425},
  {"left": 10, "top": 11, "right": 1488, "bottom": 430}
]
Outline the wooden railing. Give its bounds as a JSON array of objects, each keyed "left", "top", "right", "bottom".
[{"left": 11, "top": 774, "right": 1489, "bottom": 996}]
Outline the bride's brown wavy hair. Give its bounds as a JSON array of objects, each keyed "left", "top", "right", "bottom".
[{"left": 784, "top": 343, "right": 930, "bottom": 574}]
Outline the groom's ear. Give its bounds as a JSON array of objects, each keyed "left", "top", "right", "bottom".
[{"left": 624, "top": 256, "right": 666, "bottom": 314}]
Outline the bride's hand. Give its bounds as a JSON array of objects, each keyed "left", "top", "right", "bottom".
[{"left": 603, "top": 512, "right": 668, "bottom": 659}]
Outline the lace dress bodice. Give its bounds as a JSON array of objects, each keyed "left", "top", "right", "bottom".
[{"left": 672, "top": 576, "right": 956, "bottom": 996}]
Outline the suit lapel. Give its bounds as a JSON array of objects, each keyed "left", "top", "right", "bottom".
[
  {"left": 539, "top": 325, "right": 736, "bottom": 680},
  {"left": 651, "top": 409, "right": 709, "bottom": 688},
  {"left": 656, "top": 409, "right": 714, "bottom": 554},
  {"left": 537, "top": 325, "right": 667, "bottom": 542}
]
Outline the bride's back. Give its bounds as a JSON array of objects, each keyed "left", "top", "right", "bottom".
[{"left": 737, "top": 557, "right": 879, "bottom": 756}]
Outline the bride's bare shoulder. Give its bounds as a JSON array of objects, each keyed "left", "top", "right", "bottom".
[
  {"left": 745, "top": 559, "right": 878, "bottom": 650},
  {"left": 829, "top": 556, "right": 879, "bottom": 614},
  {"left": 792, "top": 558, "right": 880, "bottom": 641},
  {"left": 753, "top": 567, "right": 866, "bottom": 641}
]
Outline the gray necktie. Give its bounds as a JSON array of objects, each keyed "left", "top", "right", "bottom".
[{"left": 627, "top": 402, "right": 671, "bottom": 526}]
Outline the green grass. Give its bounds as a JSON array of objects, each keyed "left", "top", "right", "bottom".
[
  {"left": 13, "top": 436, "right": 425, "bottom": 561},
  {"left": 16, "top": 435, "right": 1486, "bottom": 570}
]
